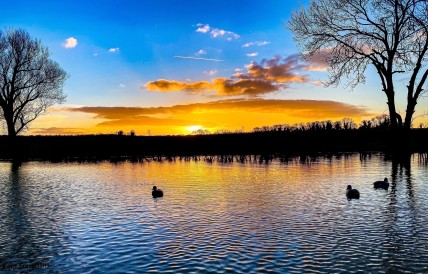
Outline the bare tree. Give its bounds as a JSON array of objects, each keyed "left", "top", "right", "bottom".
[
  {"left": 0, "top": 28, "right": 67, "bottom": 137},
  {"left": 288, "top": 0, "right": 428, "bottom": 130}
]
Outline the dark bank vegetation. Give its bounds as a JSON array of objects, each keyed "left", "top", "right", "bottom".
[{"left": 1, "top": 116, "right": 428, "bottom": 161}]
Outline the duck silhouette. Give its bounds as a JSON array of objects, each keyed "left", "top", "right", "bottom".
[
  {"left": 152, "top": 186, "right": 164, "bottom": 198},
  {"left": 373, "top": 178, "right": 389, "bottom": 190},
  {"left": 346, "top": 185, "right": 360, "bottom": 199}
]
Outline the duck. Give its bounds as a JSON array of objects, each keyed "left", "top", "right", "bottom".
[
  {"left": 152, "top": 186, "right": 164, "bottom": 198},
  {"left": 346, "top": 185, "right": 360, "bottom": 199},
  {"left": 373, "top": 178, "right": 389, "bottom": 190}
]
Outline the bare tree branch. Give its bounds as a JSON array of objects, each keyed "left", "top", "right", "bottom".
[
  {"left": 288, "top": 0, "right": 428, "bottom": 130},
  {"left": 0, "top": 28, "right": 67, "bottom": 137}
]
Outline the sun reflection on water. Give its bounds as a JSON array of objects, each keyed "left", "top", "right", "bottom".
[{"left": 0, "top": 154, "right": 427, "bottom": 273}]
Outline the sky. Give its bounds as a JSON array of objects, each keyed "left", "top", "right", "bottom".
[{"left": 1, "top": 0, "right": 427, "bottom": 135}]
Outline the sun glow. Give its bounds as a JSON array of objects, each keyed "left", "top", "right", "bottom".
[{"left": 185, "top": 125, "right": 203, "bottom": 132}]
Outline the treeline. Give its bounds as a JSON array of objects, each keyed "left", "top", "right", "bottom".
[
  {"left": 113, "top": 115, "right": 395, "bottom": 137},
  {"left": 1, "top": 128, "right": 427, "bottom": 161},
  {"left": 252, "top": 115, "right": 391, "bottom": 133},
  {"left": 0, "top": 115, "right": 426, "bottom": 161},
  {"left": 184, "top": 115, "right": 396, "bottom": 136}
]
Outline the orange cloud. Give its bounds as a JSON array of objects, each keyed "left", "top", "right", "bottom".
[
  {"left": 213, "top": 78, "right": 277, "bottom": 96},
  {"left": 144, "top": 78, "right": 278, "bottom": 96},
  {"left": 31, "top": 127, "right": 88, "bottom": 135},
  {"left": 67, "top": 99, "right": 370, "bottom": 116},
  {"left": 67, "top": 99, "right": 371, "bottom": 124},
  {"left": 96, "top": 116, "right": 193, "bottom": 127},
  {"left": 145, "top": 55, "right": 319, "bottom": 96},
  {"left": 144, "top": 79, "right": 212, "bottom": 92},
  {"left": 28, "top": 99, "right": 373, "bottom": 135},
  {"left": 236, "top": 55, "right": 310, "bottom": 83}
]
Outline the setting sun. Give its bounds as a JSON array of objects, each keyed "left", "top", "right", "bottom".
[{"left": 185, "top": 125, "right": 203, "bottom": 133}]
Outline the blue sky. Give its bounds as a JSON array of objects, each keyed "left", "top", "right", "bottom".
[{"left": 1, "top": 0, "right": 425, "bottom": 135}]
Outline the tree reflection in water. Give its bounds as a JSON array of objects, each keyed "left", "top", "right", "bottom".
[{"left": 1, "top": 162, "right": 61, "bottom": 271}]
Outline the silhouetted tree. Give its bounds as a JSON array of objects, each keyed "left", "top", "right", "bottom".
[
  {"left": 371, "top": 114, "right": 391, "bottom": 129},
  {"left": 191, "top": 129, "right": 210, "bottom": 135},
  {"left": 342, "top": 118, "right": 357, "bottom": 130},
  {"left": 334, "top": 121, "right": 342, "bottom": 131},
  {"left": 288, "top": 0, "right": 428, "bottom": 130},
  {"left": 0, "top": 29, "right": 67, "bottom": 137},
  {"left": 360, "top": 119, "right": 373, "bottom": 130},
  {"left": 215, "top": 129, "right": 232, "bottom": 134}
]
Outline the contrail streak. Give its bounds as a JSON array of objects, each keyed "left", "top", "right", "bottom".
[{"left": 174, "top": 56, "right": 224, "bottom": 62}]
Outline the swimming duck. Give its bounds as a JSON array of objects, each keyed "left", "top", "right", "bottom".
[
  {"left": 346, "top": 185, "right": 360, "bottom": 199},
  {"left": 152, "top": 186, "right": 164, "bottom": 198},
  {"left": 373, "top": 178, "right": 389, "bottom": 190}
]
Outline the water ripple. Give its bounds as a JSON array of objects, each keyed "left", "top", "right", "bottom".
[{"left": 0, "top": 154, "right": 427, "bottom": 273}]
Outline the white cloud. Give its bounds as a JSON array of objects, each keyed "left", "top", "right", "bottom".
[
  {"left": 93, "top": 53, "right": 98, "bottom": 56},
  {"left": 212, "top": 29, "right": 239, "bottom": 40},
  {"left": 246, "top": 52, "right": 259, "bottom": 57},
  {"left": 196, "top": 23, "right": 210, "bottom": 33},
  {"left": 195, "top": 49, "right": 207, "bottom": 56},
  {"left": 108, "top": 48, "right": 120, "bottom": 53},
  {"left": 204, "top": 70, "right": 218, "bottom": 76},
  {"left": 211, "top": 28, "right": 226, "bottom": 38},
  {"left": 235, "top": 68, "right": 243, "bottom": 72},
  {"left": 196, "top": 23, "right": 240, "bottom": 40},
  {"left": 119, "top": 83, "right": 126, "bottom": 88},
  {"left": 62, "top": 37, "right": 78, "bottom": 48},
  {"left": 242, "top": 41, "right": 270, "bottom": 47}
]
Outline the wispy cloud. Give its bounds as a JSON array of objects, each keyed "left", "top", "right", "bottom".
[
  {"left": 174, "top": 56, "right": 224, "bottom": 62},
  {"left": 62, "top": 37, "right": 78, "bottom": 48},
  {"left": 119, "top": 83, "right": 126, "bottom": 88},
  {"left": 195, "top": 49, "right": 207, "bottom": 56},
  {"left": 204, "top": 70, "right": 218, "bottom": 76},
  {"left": 108, "top": 47, "right": 120, "bottom": 53},
  {"left": 31, "top": 127, "right": 87, "bottom": 135},
  {"left": 242, "top": 41, "right": 270, "bottom": 47},
  {"left": 196, "top": 23, "right": 240, "bottom": 40},
  {"left": 312, "top": 80, "right": 324, "bottom": 86},
  {"left": 246, "top": 52, "right": 259, "bottom": 57}
]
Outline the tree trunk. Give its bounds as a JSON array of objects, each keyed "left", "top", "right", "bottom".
[
  {"left": 3, "top": 109, "right": 17, "bottom": 137},
  {"left": 404, "top": 99, "right": 416, "bottom": 130},
  {"left": 7, "top": 122, "right": 16, "bottom": 137},
  {"left": 386, "top": 91, "right": 399, "bottom": 129}
]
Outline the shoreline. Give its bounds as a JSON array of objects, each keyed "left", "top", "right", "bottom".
[{"left": 1, "top": 129, "right": 427, "bottom": 161}]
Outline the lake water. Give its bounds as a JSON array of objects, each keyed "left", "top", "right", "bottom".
[{"left": 0, "top": 153, "right": 428, "bottom": 273}]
